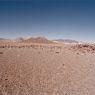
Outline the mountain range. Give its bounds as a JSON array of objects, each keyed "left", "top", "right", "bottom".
[{"left": 0, "top": 37, "right": 80, "bottom": 44}]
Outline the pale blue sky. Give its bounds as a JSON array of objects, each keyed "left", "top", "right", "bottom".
[{"left": 0, "top": 0, "right": 95, "bottom": 42}]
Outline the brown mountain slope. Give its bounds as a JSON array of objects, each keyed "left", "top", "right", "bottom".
[{"left": 22, "top": 37, "right": 53, "bottom": 44}]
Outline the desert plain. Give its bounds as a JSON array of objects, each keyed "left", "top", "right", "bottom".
[{"left": 0, "top": 40, "right": 95, "bottom": 95}]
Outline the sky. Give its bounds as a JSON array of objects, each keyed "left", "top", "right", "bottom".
[{"left": 0, "top": 0, "right": 95, "bottom": 42}]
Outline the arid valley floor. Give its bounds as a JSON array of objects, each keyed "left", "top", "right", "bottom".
[{"left": 0, "top": 41, "right": 95, "bottom": 95}]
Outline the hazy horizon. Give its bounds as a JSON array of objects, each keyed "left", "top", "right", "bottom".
[{"left": 0, "top": 0, "right": 95, "bottom": 43}]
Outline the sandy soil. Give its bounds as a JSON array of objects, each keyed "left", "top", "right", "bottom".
[{"left": 0, "top": 42, "right": 95, "bottom": 95}]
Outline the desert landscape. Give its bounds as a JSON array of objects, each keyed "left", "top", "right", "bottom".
[{"left": 0, "top": 37, "right": 95, "bottom": 95}]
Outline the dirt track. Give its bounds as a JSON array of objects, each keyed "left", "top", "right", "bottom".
[{"left": 0, "top": 43, "right": 95, "bottom": 95}]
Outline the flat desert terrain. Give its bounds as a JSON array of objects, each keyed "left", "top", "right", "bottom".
[{"left": 0, "top": 42, "right": 95, "bottom": 95}]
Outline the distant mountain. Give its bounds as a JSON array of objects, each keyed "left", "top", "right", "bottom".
[
  {"left": 54, "top": 39, "right": 79, "bottom": 44},
  {"left": 0, "top": 38, "right": 10, "bottom": 41},
  {"left": 21, "top": 37, "right": 53, "bottom": 44},
  {"left": 0, "top": 38, "right": 7, "bottom": 40},
  {"left": 0, "top": 37, "right": 54, "bottom": 44},
  {"left": 15, "top": 37, "right": 25, "bottom": 42},
  {"left": 0, "top": 37, "right": 80, "bottom": 44}
]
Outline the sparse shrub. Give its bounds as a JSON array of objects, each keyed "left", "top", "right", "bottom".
[
  {"left": 0, "top": 52, "right": 3, "bottom": 54},
  {"left": 1, "top": 46, "right": 5, "bottom": 48},
  {"left": 55, "top": 51, "right": 60, "bottom": 53},
  {"left": 83, "top": 44, "right": 89, "bottom": 48},
  {"left": 76, "top": 52, "right": 80, "bottom": 55},
  {"left": 81, "top": 51, "right": 86, "bottom": 54},
  {"left": 38, "top": 51, "right": 40, "bottom": 54},
  {"left": 62, "top": 64, "right": 64, "bottom": 66}
]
